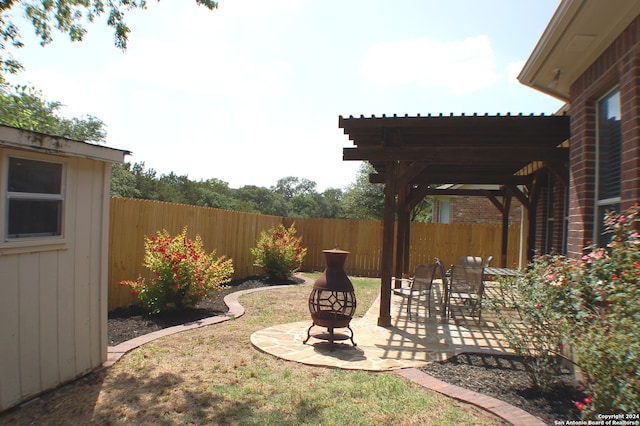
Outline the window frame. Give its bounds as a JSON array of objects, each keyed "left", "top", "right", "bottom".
[
  {"left": 1, "top": 150, "right": 68, "bottom": 253},
  {"left": 593, "top": 86, "right": 622, "bottom": 245}
]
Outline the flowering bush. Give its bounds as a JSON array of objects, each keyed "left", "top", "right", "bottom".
[
  {"left": 567, "top": 208, "right": 640, "bottom": 416},
  {"left": 119, "top": 227, "right": 234, "bottom": 314},
  {"left": 489, "top": 254, "right": 576, "bottom": 392},
  {"left": 490, "top": 207, "right": 640, "bottom": 415},
  {"left": 250, "top": 223, "right": 307, "bottom": 281}
]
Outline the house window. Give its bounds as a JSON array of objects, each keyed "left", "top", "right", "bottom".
[
  {"left": 595, "top": 88, "right": 621, "bottom": 246},
  {"left": 6, "top": 156, "right": 64, "bottom": 239}
]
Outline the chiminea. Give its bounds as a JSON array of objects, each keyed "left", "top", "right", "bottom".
[{"left": 303, "top": 249, "right": 357, "bottom": 346}]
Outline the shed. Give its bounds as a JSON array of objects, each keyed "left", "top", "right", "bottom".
[{"left": 0, "top": 125, "right": 128, "bottom": 411}]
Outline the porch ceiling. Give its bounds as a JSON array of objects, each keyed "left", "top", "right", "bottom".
[{"left": 340, "top": 113, "right": 570, "bottom": 188}]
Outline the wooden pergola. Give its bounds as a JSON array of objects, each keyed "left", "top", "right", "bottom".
[{"left": 340, "top": 113, "right": 570, "bottom": 326}]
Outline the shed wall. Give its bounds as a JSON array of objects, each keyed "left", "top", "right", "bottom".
[{"left": 0, "top": 150, "right": 110, "bottom": 411}]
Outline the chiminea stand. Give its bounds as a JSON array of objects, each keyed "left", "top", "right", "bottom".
[{"left": 303, "top": 313, "right": 356, "bottom": 346}]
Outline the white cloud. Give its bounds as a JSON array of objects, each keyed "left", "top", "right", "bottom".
[{"left": 363, "top": 35, "right": 502, "bottom": 93}]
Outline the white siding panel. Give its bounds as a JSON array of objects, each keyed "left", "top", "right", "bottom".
[
  {"left": 39, "top": 251, "right": 59, "bottom": 390},
  {"left": 89, "top": 160, "right": 104, "bottom": 367},
  {"left": 58, "top": 159, "right": 77, "bottom": 381},
  {"left": 73, "top": 159, "right": 93, "bottom": 374},
  {"left": 18, "top": 253, "right": 41, "bottom": 398},
  {"left": 99, "top": 164, "right": 111, "bottom": 361},
  {"left": 0, "top": 255, "right": 21, "bottom": 410},
  {"left": 56, "top": 246, "right": 76, "bottom": 381}
]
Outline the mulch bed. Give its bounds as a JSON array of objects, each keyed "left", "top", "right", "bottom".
[
  {"left": 108, "top": 275, "right": 584, "bottom": 424},
  {"left": 108, "top": 275, "right": 304, "bottom": 346},
  {"left": 419, "top": 353, "right": 584, "bottom": 425}
]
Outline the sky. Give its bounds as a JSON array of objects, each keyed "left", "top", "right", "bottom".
[{"left": 6, "top": 0, "right": 565, "bottom": 192}]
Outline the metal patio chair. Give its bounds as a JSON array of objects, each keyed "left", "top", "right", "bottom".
[
  {"left": 447, "top": 264, "right": 485, "bottom": 321},
  {"left": 392, "top": 263, "right": 439, "bottom": 321}
]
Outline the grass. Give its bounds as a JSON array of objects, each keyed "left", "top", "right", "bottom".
[{"left": 0, "top": 273, "right": 504, "bottom": 425}]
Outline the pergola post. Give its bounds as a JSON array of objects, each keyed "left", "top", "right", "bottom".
[
  {"left": 395, "top": 163, "right": 411, "bottom": 284},
  {"left": 379, "top": 161, "right": 398, "bottom": 326},
  {"left": 501, "top": 192, "right": 512, "bottom": 267}
]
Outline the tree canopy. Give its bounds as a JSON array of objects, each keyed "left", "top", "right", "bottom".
[{"left": 0, "top": 84, "right": 106, "bottom": 142}]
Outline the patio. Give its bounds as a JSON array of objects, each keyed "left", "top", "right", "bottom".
[{"left": 251, "top": 280, "right": 514, "bottom": 371}]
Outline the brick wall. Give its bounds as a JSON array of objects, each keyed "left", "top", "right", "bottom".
[
  {"left": 568, "top": 16, "right": 640, "bottom": 258},
  {"left": 449, "top": 196, "right": 522, "bottom": 225}
]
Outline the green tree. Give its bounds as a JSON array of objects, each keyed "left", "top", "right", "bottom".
[
  {"left": 0, "top": 84, "right": 106, "bottom": 142},
  {"left": 342, "top": 162, "right": 384, "bottom": 220},
  {"left": 195, "top": 178, "right": 238, "bottom": 210},
  {"left": 111, "top": 162, "right": 141, "bottom": 197},
  {"left": 131, "top": 162, "right": 160, "bottom": 199},
  {"left": 411, "top": 196, "right": 433, "bottom": 222},
  {"left": 272, "top": 176, "right": 317, "bottom": 201},
  {"left": 235, "top": 185, "right": 288, "bottom": 216},
  {"left": 318, "top": 188, "right": 344, "bottom": 218}
]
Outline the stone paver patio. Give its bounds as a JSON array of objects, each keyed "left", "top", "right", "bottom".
[{"left": 250, "top": 283, "right": 514, "bottom": 371}]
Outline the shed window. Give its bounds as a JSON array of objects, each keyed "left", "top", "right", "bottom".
[
  {"left": 595, "top": 88, "right": 621, "bottom": 246},
  {"left": 6, "top": 157, "right": 64, "bottom": 238}
]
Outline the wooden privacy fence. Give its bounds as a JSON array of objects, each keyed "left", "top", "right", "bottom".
[{"left": 109, "top": 198, "right": 520, "bottom": 310}]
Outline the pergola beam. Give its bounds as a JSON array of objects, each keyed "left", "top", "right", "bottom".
[
  {"left": 370, "top": 173, "right": 533, "bottom": 185},
  {"left": 344, "top": 146, "right": 569, "bottom": 163}
]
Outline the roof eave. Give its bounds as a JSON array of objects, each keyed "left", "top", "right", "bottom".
[
  {"left": 518, "top": 0, "right": 640, "bottom": 101},
  {"left": 0, "top": 125, "right": 130, "bottom": 163}
]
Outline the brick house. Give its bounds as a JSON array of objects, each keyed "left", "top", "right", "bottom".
[
  {"left": 432, "top": 184, "right": 523, "bottom": 226},
  {"left": 519, "top": 0, "right": 640, "bottom": 258}
]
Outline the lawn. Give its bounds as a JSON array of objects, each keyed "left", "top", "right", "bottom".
[{"left": 0, "top": 274, "right": 504, "bottom": 425}]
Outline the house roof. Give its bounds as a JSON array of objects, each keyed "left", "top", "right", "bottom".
[
  {"left": 340, "top": 113, "right": 570, "bottom": 188},
  {"left": 518, "top": 0, "right": 640, "bottom": 101},
  {"left": 0, "top": 125, "right": 130, "bottom": 163}
]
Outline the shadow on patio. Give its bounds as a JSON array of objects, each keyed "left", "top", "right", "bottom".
[{"left": 250, "top": 280, "right": 514, "bottom": 371}]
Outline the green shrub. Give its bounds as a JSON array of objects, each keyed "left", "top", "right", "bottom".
[
  {"left": 250, "top": 223, "right": 307, "bottom": 281},
  {"left": 119, "top": 227, "right": 233, "bottom": 314},
  {"left": 568, "top": 208, "right": 640, "bottom": 416},
  {"left": 490, "top": 207, "right": 640, "bottom": 416},
  {"left": 489, "top": 254, "right": 575, "bottom": 392}
]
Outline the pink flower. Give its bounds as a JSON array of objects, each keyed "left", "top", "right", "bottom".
[{"left": 574, "top": 401, "right": 585, "bottom": 410}]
